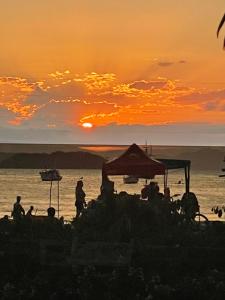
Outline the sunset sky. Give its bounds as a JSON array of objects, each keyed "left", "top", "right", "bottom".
[{"left": 0, "top": 0, "right": 225, "bottom": 145}]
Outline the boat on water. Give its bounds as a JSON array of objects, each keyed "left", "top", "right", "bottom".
[
  {"left": 123, "top": 175, "right": 139, "bottom": 184},
  {"left": 40, "top": 169, "right": 62, "bottom": 181}
]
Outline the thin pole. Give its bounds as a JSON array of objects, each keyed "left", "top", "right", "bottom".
[
  {"left": 145, "top": 142, "right": 148, "bottom": 185},
  {"left": 164, "top": 169, "right": 168, "bottom": 190},
  {"left": 49, "top": 180, "right": 52, "bottom": 207},
  {"left": 57, "top": 180, "right": 60, "bottom": 218},
  {"left": 184, "top": 166, "right": 190, "bottom": 193},
  {"left": 187, "top": 164, "right": 190, "bottom": 193}
]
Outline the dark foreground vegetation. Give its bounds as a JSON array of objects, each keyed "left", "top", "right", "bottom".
[
  {"left": 1, "top": 194, "right": 225, "bottom": 299},
  {"left": 1, "top": 265, "right": 225, "bottom": 300}
]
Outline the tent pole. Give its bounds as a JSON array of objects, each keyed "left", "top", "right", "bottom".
[
  {"left": 187, "top": 164, "right": 190, "bottom": 193},
  {"left": 184, "top": 166, "right": 189, "bottom": 193},
  {"left": 57, "top": 180, "right": 60, "bottom": 218},
  {"left": 164, "top": 169, "right": 168, "bottom": 190},
  {"left": 49, "top": 180, "right": 52, "bottom": 207}
]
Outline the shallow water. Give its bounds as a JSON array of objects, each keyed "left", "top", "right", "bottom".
[{"left": 0, "top": 169, "right": 224, "bottom": 221}]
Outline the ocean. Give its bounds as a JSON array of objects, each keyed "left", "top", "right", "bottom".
[{"left": 1, "top": 168, "right": 224, "bottom": 221}]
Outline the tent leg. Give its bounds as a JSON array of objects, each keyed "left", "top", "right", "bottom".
[
  {"left": 164, "top": 169, "right": 168, "bottom": 190},
  {"left": 187, "top": 164, "right": 190, "bottom": 193},
  {"left": 49, "top": 180, "right": 52, "bottom": 207},
  {"left": 57, "top": 181, "right": 60, "bottom": 218},
  {"left": 184, "top": 166, "right": 190, "bottom": 193}
]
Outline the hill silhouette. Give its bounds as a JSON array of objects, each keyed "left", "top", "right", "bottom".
[
  {"left": 0, "top": 144, "right": 224, "bottom": 171},
  {"left": 0, "top": 151, "right": 105, "bottom": 169},
  {"left": 175, "top": 148, "right": 224, "bottom": 171}
]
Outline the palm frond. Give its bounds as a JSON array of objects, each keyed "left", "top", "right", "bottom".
[
  {"left": 217, "top": 13, "right": 225, "bottom": 37},
  {"left": 217, "top": 14, "right": 225, "bottom": 49}
]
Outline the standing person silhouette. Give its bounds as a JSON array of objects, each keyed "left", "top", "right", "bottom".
[
  {"left": 11, "top": 195, "right": 25, "bottom": 222},
  {"left": 75, "top": 180, "right": 86, "bottom": 218}
]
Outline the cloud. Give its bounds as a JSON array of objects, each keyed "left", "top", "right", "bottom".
[
  {"left": 129, "top": 80, "right": 167, "bottom": 90},
  {"left": 76, "top": 72, "right": 116, "bottom": 94},
  {"left": 0, "top": 107, "right": 17, "bottom": 125},
  {"left": 0, "top": 126, "right": 75, "bottom": 143},
  {"left": 157, "top": 61, "right": 174, "bottom": 67},
  {"left": 176, "top": 89, "right": 225, "bottom": 111},
  {"left": 48, "top": 81, "right": 85, "bottom": 100},
  {"left": 0, "top": 76, "right": 39, "bottom": 123},
  {"left": 24, "top": 86, "right": 50, "bottom": 106},
  {"left": 23, "top": 97, "right": 119, "bottom": 128},
  {"left": 1, "top": 71, "right": 225, "bottom": 135}
]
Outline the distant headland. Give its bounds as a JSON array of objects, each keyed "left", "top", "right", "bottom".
[
  {"left": 0, "top": 151, "right": 105, "bottom": 169},
  {"left": 0, "top": 143, "right": 224, "bottom": 171}
]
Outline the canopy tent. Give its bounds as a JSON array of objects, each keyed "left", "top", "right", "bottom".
[
  {"left": 157, "top": 158, "right": 191, "bottom": 193},
  {"left": 102, "top": 143, "right": 165, "bottom": 179},
  {"left": 102, "top": 143, "right": 191, "bottom": 193}
]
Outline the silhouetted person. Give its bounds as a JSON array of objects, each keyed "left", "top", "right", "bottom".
[
  {"left": 59, "top": 216, "right": 64, "bottom": 225},
  {"left": 100, "top": 174, "right": 115, "bottom": 214},
  {"left": 150, "top": 184, "right": 163, "bottom": 213},
  {"left": 0, "top": 215, "right": 11, "bottom": 234},
  {"left": 100, "top": 175, "right": 114, "bottom": 200},
  {"left": 11, "top": 196, "right": 25, "bottom": 222},
  {"left": 163, "top": 187, "right": 171, "bottom": 201},
  {"left": 45, "top": 207, "right": 62, "bottom": 237},
  {"left": 0, "top": 215, "right": 10, "bottom": 225},
  {"left": 147, "top": 182, "right": 157, "bottom": 202},
  {"left": 181, "top": 192, "right": 199, "bottom": 222},
  {"left": 26, "top": 205, "right": 34, "bottom": 217},
  {"left": 154, "top": 184, "right": 164, "bottom": 201},
  {"left": 47, "top": 207, "right": 56, "bottom": 218},
  {"left": 161, "top": 187, "right": 172, "bottom": 223},
  {"left": 75, "top": 180, "right": 86, "bottom": 218}
]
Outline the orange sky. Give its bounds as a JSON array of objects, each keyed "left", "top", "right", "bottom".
[{"left": 0, "top": 0, "right": 225, "bottom": 144}]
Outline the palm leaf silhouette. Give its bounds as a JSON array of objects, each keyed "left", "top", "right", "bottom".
[{"left": 217, "top": 13, "right": 225, "bottom": 49}]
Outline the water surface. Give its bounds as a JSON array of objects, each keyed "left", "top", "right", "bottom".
[{"left": 1, "top": 169, "right": 224, "bottom": 221}]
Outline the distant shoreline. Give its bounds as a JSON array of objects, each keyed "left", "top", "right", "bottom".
[{"left": 0, "top": 144, "right": 224, "bottom": 171}]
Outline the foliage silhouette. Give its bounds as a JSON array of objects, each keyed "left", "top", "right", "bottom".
[{"left": 217, "top": 13, "right": 225, "bottom": 49}]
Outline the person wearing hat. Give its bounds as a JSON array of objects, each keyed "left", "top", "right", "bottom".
[{"left": 75, "top": 180, "right": 86, "bottom": 218}]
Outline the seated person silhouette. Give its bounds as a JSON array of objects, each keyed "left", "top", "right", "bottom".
[{"left": 181, "top": 192, "right": 199, "bottom": 221}]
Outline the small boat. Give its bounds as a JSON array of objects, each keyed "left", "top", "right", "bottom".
[
  {"left": 123, "top": 175, "right": 139, "bottom": 184},
  {"left": 40, "top": 169, "right": 62, "bottom": 181}
]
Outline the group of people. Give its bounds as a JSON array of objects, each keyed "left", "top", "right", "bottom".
[
  {"left": 141, "top": 181, "right": 199, "bottom": 222},
  {"left": 11, "top": 196, "right": 34, "bottom": 222},
  {"left": 8, "top": 178, "right": 199, "bottom": 223},
  {"left": 7, "top": 180, "right": 87, "bottom": 223},
  {"left": 75, "top": 178, "right": 200, "bottom": 222}
]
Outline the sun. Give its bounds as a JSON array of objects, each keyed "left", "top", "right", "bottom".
[{"left": 82, "top": 122, "right": 93, "bottom": 128}]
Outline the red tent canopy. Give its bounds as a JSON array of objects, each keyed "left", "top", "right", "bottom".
[{"left": 103, "top": 143, "right": 165, "bottom": 179}]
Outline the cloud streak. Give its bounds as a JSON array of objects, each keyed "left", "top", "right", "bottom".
[{"left": 0, "top": 71, "right": 225, "bottom": 130}]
